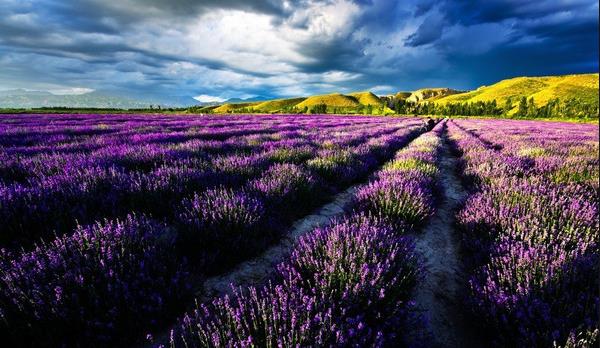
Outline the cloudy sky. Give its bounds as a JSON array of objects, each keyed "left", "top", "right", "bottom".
[{"left": 0, "top": 0, "right": 598, "bottom": 101}]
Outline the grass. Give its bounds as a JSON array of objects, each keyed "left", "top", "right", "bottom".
[
  {"left": 252, "top": 97, "right": 307, "bottom": 112},
  {"left": 529, "top": 74, "right": 599, "bottom": 105},
  {"left": 295, "top": 93, "right": 360, "bottom": 108},
  {"left": 385, "top": 158, "right": 439, "bottom": 176},
  {"left": 435, "top": 73, "right": 599, "bottom": 111},
  {"left": 348, "top": 91, "right": 383, "bottom": 106},
  {"left": 406, "top": 88, "right": 461, "bottom": 103},
  {"left": 395, "top": 92, "right": 412, "bottom": 100},
  {"left": 212, "top": 102, "right": 260, "bottom": 113}
]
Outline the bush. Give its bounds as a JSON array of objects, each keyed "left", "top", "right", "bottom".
[
  {"left": 169, "top": 215, "right": 421, "bottom": 347},
  {"left": 177, "top": 187, "right": 273, "bottom": 269},
  {"left": 0, "top": 215, "right": 188, "bottom": 346}
]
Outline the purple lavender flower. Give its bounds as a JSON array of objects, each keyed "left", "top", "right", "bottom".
[{"left": 0, "top": 215, "right": 188, "bottom": 346}]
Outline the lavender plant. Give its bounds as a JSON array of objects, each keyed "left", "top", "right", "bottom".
[
  {"left": 169, "top": 215, "right": 421, "bottom": 347},
  {"left": 0, "top": 215, "right": 189, "bottom": 346},
  {"left": 449, "top": 119, "right": 599, "bottom": 347}
]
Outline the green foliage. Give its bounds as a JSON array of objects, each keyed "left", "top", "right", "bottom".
[
  {"left": 514, "top": 97, "right": 599, "bottom": 119},
  {"left": 310, "top": 103, "right": 327, "bottom": 114},
  {"left": 518, "top": 96, "right": 528, "bottom": 116},
  {"left": 388, "top": 95, "right": 598, "bottom": 120},
  {"left": 435, "top": 73, "right": 599, "bottom": 107},
  {"left": 391, "top": 99, "right": 503, "bottom": 116},
  {"left": 385, "top": 158, "right": 439, "bottom": 176}
]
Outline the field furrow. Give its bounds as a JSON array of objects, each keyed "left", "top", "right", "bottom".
[
  {"left": 0, "top": 113, "right": 597, "bottom": 347},
  {"left": 158, "top": 120, "right": 445, "bottom": 347},
  {"left": 0, "top": 114, "right": 424, "bottom": 346}
]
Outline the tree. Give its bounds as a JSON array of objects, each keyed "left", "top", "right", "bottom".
[
  {"left": 310, "top": 103, "right": 327, "bottom": 114},
  {"left": 518, "top": 96, "right": 528, "bottom": 117},
  {"left": 527, "top": 97, "right": 537, "bottom": 117},
  {"left": 504, "top": 97, "right": 513, "bottom": 115}
]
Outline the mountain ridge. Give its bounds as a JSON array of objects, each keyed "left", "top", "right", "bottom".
[
  {"left": 190, "top": 73, "right": 597, "bottom": 115},
  {"left": 1, "top": 73, "right": 597, "bottom": 112}
]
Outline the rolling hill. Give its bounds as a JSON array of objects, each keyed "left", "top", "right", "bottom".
[
  {"left": 190, "top": 73, "right": 598, "bottom": 118},
  {"left": 406, "top": 88, "right": 461, "bottom": 103},
  {"left": 295, "top": 93, "right": 360, "bottom": 109},
  {"left": 252, "top": 97, "right": 307, "bottom": 112},
  {"left": 395, "top": 92, "right": 412, "bottom": 100},
  {"left": 0, "top": 90, "right": 151, "bottom": 109},
  {"left": 212, "top": 102, "right": 259, "bottom": 113},
  {"left": 434, "top": 73, "right": 599, "bottom": 108},
  {"left": 0, "top": 89, "right": 202, "bottom": 108},
  {"left": 348, "top": 91, "right": 383, "bottom": 106},
  {"left": 206, "top": 92, "right": 391, "bottom": 114}
]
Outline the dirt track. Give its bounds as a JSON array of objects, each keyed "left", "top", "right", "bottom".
[
  {"left": 199, "top": 184, "right": 357, "bottom": 301},
  {"left": 412, "top": 134, "right": 482, "bottom": 348}
]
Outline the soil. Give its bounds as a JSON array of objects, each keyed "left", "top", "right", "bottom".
[
  {"left": 199, "top": 185, "right": 357, "bottom": 301},
  {"left": 411, "top": 135, "right": 483, "bottom": 348}
]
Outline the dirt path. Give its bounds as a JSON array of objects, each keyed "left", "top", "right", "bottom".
[
  {"left": 199, "top": 132, "right": 430, "bottom": 301},
  {"left": 144, "top": 131, "right": 428, "bottom": 347},
  {"left": 199, "top": 185, "right": 357, "bottom": 301},
  {"left": 412, "top": 134, "right": 482, "bottom": 348}
]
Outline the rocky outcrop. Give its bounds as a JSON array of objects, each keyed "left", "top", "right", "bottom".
[{"left": 407, "top": 88, "right": 462, "bottom": 103}]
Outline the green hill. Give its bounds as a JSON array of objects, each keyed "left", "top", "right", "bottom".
[
  {"left": 212, "top": 102, "right": 260, "bottom": 113},
  {"left": 435, "top": 73, "right": 599, "bottom": 110},
  {"left": 196, "top": 73, "right": 598, "bottom": 119},
  {"left": 252, "top": 97, "right": 306, "bottom": 112},
  {"left": 406, "top": 88, "right": 461, "bottom": 103},
  {"left": 295, "top": 93, "right": 360, "bottom": 109},
  {"left": 348, "top": 91, "right": 383, "bottom": 106},
  {"left": 395, "top": 92, "right": 412, "bottom": 100}
]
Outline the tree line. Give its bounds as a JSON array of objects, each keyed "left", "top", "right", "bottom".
[
  {"left": 386, "top": 96, "right": 599, "bottom": 119},
  {"left": 188, "top": 96, "right": 598, "bottom": 119}
]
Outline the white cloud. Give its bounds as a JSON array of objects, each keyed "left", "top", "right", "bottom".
[
  {"left": 2, "top": 0, "right": 593, "bottom": 100},
  {"left": 370, "top": 85, "right": 395, "bottom": 94},
  {"left": 50, "top": 87, "right": 95, "bottom": 95},
  {"left": 193, "top": 94, "right": 225, "bottom": 103}
]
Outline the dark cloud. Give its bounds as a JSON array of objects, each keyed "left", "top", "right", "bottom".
[
  {"left": 405, "top": 13, "right": 445, "bottom": 47},
  {"left": 0, "top": 0, "right": 597, "bottom": 100},
  {"left": 45, "top": 0, "right": 291, "bottom": 29},
  {"left": 443, "top": 0, "right": 595, "bottom": 25}
]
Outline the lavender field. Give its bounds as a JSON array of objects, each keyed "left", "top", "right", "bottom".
[{"left": 0, "top": 114, "right": 598, "bottom": 347}]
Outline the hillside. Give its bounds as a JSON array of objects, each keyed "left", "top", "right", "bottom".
[
  {"left": 406, "top": 88, "right": 462, "bottom": 103},
  {"left": 295, "top": 93, "right": 360, "bottom": 108},
  {"left": 348, "top": 91, "right": 383, "bottom": 106},
  {"left": 395, "top": 92, "right": 412, "bottom": 100},
  {"left": 212, "top": 102, "right": 259, "bottom": 113},
  {"left": 0, "top": 91, "right": 151, "bottom": 109},
  {"left": 189, "top": 73, "right": 598, "bottom": 119},
  {"left": 252, "top": 97, "right": 306, "bottom": 112},
  {"left": 435, "top": 73, "right": 599, "bottom": 108},
  {"left": 0, "top": 89, "right": 201, "bottom": 108}
]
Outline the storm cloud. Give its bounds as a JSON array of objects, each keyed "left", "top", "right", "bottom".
[{"left": 0, "top": 0, "right": 597, "bottom": 100}]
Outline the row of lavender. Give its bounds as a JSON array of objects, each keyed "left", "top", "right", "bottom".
[
  {"left": 1, "top": 115, "right": 421, "bottom": 247},
  {"left": 448, "top": 119, "right": 599, "bottom": 347},
  {"left": 0, "top": 114, "right": 424, "bottom": 346},
  {"left": 160, "top": 121, "right": 445, "bottom": 347}
]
